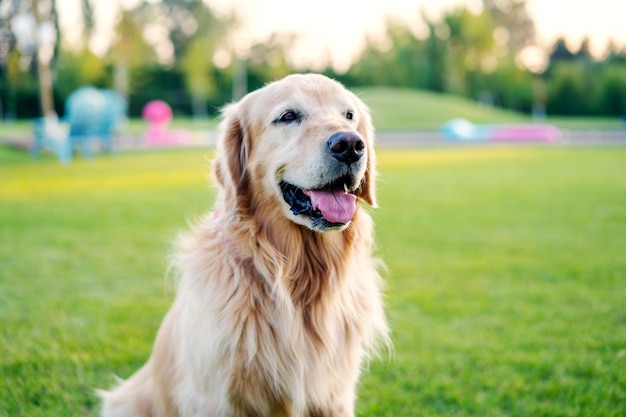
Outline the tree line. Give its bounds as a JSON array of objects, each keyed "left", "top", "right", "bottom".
[{"left": 1, "top": 0, "right": 625, "bottom": 120}]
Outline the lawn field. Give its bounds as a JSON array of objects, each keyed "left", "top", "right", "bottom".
[{"left": 1, "top": 145, "right": 625, "bottom": 416}]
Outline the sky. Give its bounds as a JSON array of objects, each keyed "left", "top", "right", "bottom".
[{"left": 57, "top": 0, "right": 626, "bottom": 71}]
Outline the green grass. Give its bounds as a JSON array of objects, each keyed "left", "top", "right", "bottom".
[
  {"left": 1, "top": 145, "right": 626, "bottom": 416},
  {"left": 540, "top": 117, "right": 625, "bottom": 131}
]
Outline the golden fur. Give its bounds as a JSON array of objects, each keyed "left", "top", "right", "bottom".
[{"left": 100, "top": 74, "right": 388, "bottom": 417}]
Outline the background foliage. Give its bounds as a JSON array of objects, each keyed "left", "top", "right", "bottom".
[{"left": 1, "top": 0, "right": 626, "bottom": 120}]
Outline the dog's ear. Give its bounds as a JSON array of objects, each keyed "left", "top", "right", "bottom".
[
  {"left": 213, "top": 103, "right": 250, "bottom": 200},
  {"left": 354, "top": 98, "right": 377, "bottom": 208}
]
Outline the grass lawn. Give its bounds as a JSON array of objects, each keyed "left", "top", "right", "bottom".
[
  {"left": 1, "top": 144, "right": 625, "bottom": 416},
  {"left": 353, "top": 87, "right": 530, "bottom": 130}
]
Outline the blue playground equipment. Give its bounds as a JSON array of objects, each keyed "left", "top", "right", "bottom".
[{"left": 31, "top": 87, "right": 127, "bottom": 163}]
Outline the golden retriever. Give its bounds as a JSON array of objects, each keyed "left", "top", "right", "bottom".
[{"left": 100, "top": 73, "right": 388, "bottom": 417}]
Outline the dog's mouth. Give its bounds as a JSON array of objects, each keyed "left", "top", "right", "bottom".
[{"left": 280, "top": 176, "right": 360, "bottom": 227}]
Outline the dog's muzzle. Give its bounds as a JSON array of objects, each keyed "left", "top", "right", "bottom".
[
  {"left": 280, "top": 173, "right": 361, "bottom": 229},
  {"left": 280, "top": 131, "right": 366, "bottom": 230}
]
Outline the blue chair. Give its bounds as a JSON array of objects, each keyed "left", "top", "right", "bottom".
[{"left": 31, "top": 87, "right": 127, "bottom": 163}]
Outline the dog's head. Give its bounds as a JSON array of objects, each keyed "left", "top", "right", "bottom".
[{"left": 213, "top": 74, "right": 376, "bottom": 232}]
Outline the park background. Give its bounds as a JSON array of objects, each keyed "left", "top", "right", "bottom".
[
  {"left": 1, "top": 1, "right": 626, "bottom": 416},
  {"left": 1, "top": 0, "right": 626, "bottom": 121}
]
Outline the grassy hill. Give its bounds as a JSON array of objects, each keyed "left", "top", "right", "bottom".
[{"left": 353, "top": 87, "right": 530, "bottom": 130}]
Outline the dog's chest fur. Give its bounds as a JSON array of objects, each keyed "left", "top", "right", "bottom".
[{"left": 175, "top": 214, "right": 376, "bottom": 415}]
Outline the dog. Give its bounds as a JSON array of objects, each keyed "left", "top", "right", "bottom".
[{"left": 100, "top": 73, "right": 388, "bottom": 417}]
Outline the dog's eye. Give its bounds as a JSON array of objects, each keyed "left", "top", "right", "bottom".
[
  {"left": 276, "top": 110, "right": 301, "bottom": 124},
  {"left": 346, "top": 111, "right": 354, "bottom": 120}
]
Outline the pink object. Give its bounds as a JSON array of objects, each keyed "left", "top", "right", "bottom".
[
  {"left": 142, "top": 100, "right": 188, "bottom": 145},
  {"left": 442, "top": 118, "right": 561, "bottom": 142},
  {"left": 489, "top": 125, "right": 560, "bottom": 142}
]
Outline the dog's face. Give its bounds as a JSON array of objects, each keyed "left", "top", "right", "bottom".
[{"left": 214, "top": 74, "right": 376, "bottom": 232}]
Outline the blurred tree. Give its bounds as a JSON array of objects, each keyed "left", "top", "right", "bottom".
[
  {"left": 32, "top": 0, "right": 57, "bottom": 116},
  {"left": 488, "top": 57, "right": 534, "bottom": 111},
  {"left": 0, "top": 0, "right": 20, "bottom": 68},
  {"left": 543, "top": 36, "right": 626, "bottom": 116},
  {"left": 107, "top": 0, "right": 234, "bottom": 118},
  {"left": 342, "top": 34, "right": 393, "bottom": 87},
  {"left": 596, "top": 64, "right": 626, "bottom": 115},
  {"left": 546, "top": 62, "right": 597, "bottom": 115},
  {"left": 109, "top": 7, "right": 155, "bottom": 100},
  {"left": 81, "top": 0, "right": 94, "bottom": 41},
  {"left": 442, "top": 7, "right": 496, "bottom": 94},
  {"left": 129, "top": 64, "right": 191, "bottom": 116},
  {"left": 245, "top": 33, "right": 295, "bottom": 92},
  {"left": 54, "top": 48, "right": 108, "bottom": 105},
  {"left": 342, "top": 4, "right": 536, "bottom": 111},
  {"left": 574, "top": 36, "right": 594, "bottom": 62},
  {"left": 178, "top": 2, "right": 232, "bottom": 118},
  {"left": 603, "top": 39, "right": 626, "bottom": 63},
  {"left": 179, "top": 36, "right": 214, "bottom": 118},
  {"left": 482, "top": 0, "right": 535, "bottom": 53},
  {"left": 549, "top": 37, "right": 576, "bottom": 62},
  {"left": 3, "top": 48, "right": 39, "bottom": 118},
  {"left": 0, "top": 0, "right": 20, "bottom": 118},
  {"left": 133, "top": 0, "right": 215, "bottom": 62},
  {"left": 357, "top": 20, "right": 421, "bottom": 87},
  {"left": 0, "top": 0, "right": 58, "bottom": 117},
  {"left": 420, "top": 17, "right": 447, "bottom": 92}
]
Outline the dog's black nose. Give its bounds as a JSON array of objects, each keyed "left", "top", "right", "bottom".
[{"left": 327, "top": 132, "right": 365, "bottom": 164}]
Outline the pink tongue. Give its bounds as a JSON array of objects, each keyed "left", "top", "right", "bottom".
[{"left": 305, "top": 190, "right": 357, "bottom": 223}]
